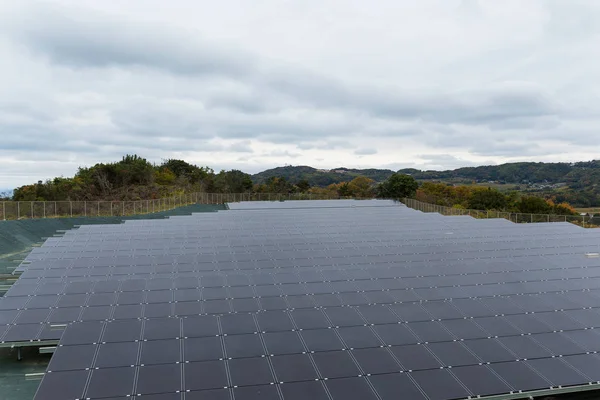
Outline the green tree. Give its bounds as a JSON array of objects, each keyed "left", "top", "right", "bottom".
[
  {"left": 338, "top": 182, "right": 352, "bottom": 197},
  {"left": 296, "top": 179, "right": 311, "bottom": 193},
  {"left": 213, "top": 170, "right": 253, "bottom": 193},
  {"left": 516, "top": 196, "right": 551, "bottom": 214},
  {"left": 263, "top": 177, "right": 294, "bottom": 194},
  {"left": 377, "top": 173, "right": 418, "bottom": 199},
  {"left": 154, "top": 168, "right": 177, "bottom": 185},
  {"left": 468, "top": 188, "right": 507, "bottom": 210},
  {"left": 160, "top": 159, "right": 198, "bottom": 178}
]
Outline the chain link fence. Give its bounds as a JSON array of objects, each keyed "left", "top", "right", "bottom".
[
  {"left": 0, "top": 192, "right": 350, "bottom": 220},
  {"left": 6, "top": 195, "right": 592, "bottom": 226},
  {"left": 403, "top": 197, "right": 598, "bottom": 228}
]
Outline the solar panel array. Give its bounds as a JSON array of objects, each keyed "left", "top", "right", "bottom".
[{"left": 2, "top": 199, "right": 600, "bottom": 400}]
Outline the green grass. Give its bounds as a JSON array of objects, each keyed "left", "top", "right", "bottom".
[{"left": 0, "top": 347, "right": 51, "bottom": 400}]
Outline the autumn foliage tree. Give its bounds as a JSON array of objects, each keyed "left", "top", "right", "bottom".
[
  {"left": 347, "top": 176, "right": 375, "bottom": 198},
  {"left": 12, "top": 155, "right": 253, "bottom": 201},
  {"left": 414, "top": 182, "right": 578, "bottom": 215}
]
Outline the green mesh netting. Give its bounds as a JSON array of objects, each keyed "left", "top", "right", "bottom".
[{"left": 0, "top": 204, "right": 225, "bottom": 277}]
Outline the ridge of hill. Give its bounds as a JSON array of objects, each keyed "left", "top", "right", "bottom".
[
  {"left": 251, "top": 166, "right": 395, "bottom": 186},
  {"left": 254, "top": 161, "right": 600, "bottom": 186},
  {"left": 252, "top": 161, "right": 600, "bottom": 207},
  {"left": 9, "top": 156, "right": 600, "bottom": 207}
]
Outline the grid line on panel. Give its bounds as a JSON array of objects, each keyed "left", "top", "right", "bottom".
[
  {"left": 12, "top": 288, "right": 600, "bottom": 325},
  {"left": 179, "top": 322, "right": 185, "bottom": 399},
  {"left": 12, "top": 261, "right": 600, "bottom": 290},
  {"left": 216, "top": 315, "right": 233, "bottom": 390},
  {"left": 253, "top": 313, "right": 284, "bottom": 398},
  {"left": 318, "top": 307, "right": 380, "bottom": 391},
  {"left": 80, "top": 321, "right": 106, "bottom": 399},
  {"left": 14, "top": 269, "right": 600, "bottom": 309},
  {"left": 44, "top": 322, "right": 600, "bottom": 375},
  {"left": 11, "top": 202, "right": 600, "bottom": 400},
  {"left": 129, "top": 321, "right": 144, "bottom": 396},
  {"left": 286, "top": 305, "right": 333, "bottom": 391}
]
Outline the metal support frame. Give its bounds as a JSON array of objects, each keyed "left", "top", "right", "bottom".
[
  {"left": 0, "top": 340, "right": 60, "bottom": 349},
  {"left": 474, "top": 382, "right": 600, "bottom": 400}
]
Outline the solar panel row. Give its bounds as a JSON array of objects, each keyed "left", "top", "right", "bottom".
[
  {"left": 0, "top": 200, "right": 599, "bottom": 400},
  {"left": 35, "top": 317, "right": 600, "bottom": 400}
]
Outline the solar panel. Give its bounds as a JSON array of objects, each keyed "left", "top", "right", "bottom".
[{"left": 2, "top": 199, "right": 600, "bottom": 399}]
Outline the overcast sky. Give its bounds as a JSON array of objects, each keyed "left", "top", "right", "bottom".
[{"left": 1, "top": 0, "right": 599, "bottom": 189}]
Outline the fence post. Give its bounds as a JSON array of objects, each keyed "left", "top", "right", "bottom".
[
  {"left": 98, "top": 202, "right": 100, "bottom": 216},
  {"left": 18, "top": 202, "right": 20, "bottom": 219},
  {"left": 2, "top": 201, "right": 4, "bottom": 220},
  {"left": 583, "top": 215, "right": 586, "bottom": 228},
  {"left": 84, "top": 201, "right": 87, "bottom": 217},
  {"left": 110, "top": 202, "right": 113, "bottom": 216},
  {"left": 70, "top": 201, "right": 73, "bottom": 217},
  {"left": 31, "top": 202, "right": 34, "bottom": 218},
  {"left": 547, "top": 214, "right": 549, "bottom": 223}
]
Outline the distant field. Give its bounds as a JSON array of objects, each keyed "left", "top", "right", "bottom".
[
  {"left": 576, "top": 208, "right": 600, "bottom": 214},
  {"left": 419, "top": 180, "right": 520, "bottom": 191},
  {"left": 469, "top": 182, "right": 519, "bottom": 191}
]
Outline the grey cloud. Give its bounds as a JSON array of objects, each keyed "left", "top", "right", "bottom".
[
  {"left": 1, "top": 0, "right": 599, "bottom": 187},
  {"left": 226, "top": 141, "right": 254, "bottom": 153},
  {"left": 354, "top": 148, "right": 378, "bottom": 156},
  {"left": 2, "top": 2, "right": 564, "bottom": 130},
  {"left": 109, "top": 98, "right": 212, "bottom": 140},
  {"left": 544, "top": 0, "right": 600, "bottom": 42},
  {"left": 205, "top": 92, "right": 269, "bottom": 114},
  {"left": 468, "top": 141, "right": 547, "bottom": 157},
  {"left": 264, "top": 71, "right": 560, "bottom": 126},
  {"left": 2, "top": 3, "right": 255, "bottom": 79},
  {"left": 264, "top": 150, "right": 302, "bottom": 158},
  {"left": 0, "top": 103, "right": 56, "bottom": 124},
  {"left": 296, "top": 140, "right": 354, "bottom": 151},
  {"left": 417, "top": 154, "right": 485, "bottom": 169},
  {"left": 488, "top": 115, "right": 562, "bottom": 131}
]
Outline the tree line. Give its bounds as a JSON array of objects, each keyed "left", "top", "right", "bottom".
[
  {"left": 8, "top": 155, "right": 580, "bottom": 215},
  {"left": 10, "top": 155, "right": 419, "bottom": 202},
  {"left": 12, "top": 155, "right": 253, "bottom": 201},
  {"left": 416, "top": 182, "right": 578, "bottom": 215},
  {"left": 253, "top": 161, "right": 600, "bottom": 207}
]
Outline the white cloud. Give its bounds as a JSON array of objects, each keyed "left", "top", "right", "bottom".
[
  {"left": 1, "top": 0, "right": 600, "bottom": 188},
  {"left": 354, "top": 148, "right": 378, "bottom": 156}
]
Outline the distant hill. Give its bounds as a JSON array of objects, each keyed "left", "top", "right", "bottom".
[
  {"left": 252, "top": 161, "right": 600, "bottom": 207},
  {"left": 252, "top": 162, "right": 598, "bottom": 186},
  {"left": 10, "top": 156, "right": 600, "bottom": 207},
  {"left": 251, "top": 166, "right": 395, "bottom": 186},
  {"left": 398, "top": 162, "right": 577, "bottom": 183}
]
